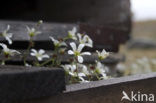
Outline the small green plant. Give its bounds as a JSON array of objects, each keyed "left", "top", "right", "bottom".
[{"left": 0, "top": 21, "right": 110, "bottom": 84}]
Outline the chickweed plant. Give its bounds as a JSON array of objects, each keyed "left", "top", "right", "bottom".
[{"left": 0, "top": 21, "right": 110, "bottom": 84}]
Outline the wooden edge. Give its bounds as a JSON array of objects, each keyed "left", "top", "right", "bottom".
[
  {"left": 65, "top": 72, "right": 156, "bottom": 93},
  {"left": 0, "top": 65, "right": 66, "bottom": 103},
  {"left": 21, "top": 72, "right": 156, "bottom": 103},
  {"left": 0, "top": 65, "right": 64, "bottom": 74}
]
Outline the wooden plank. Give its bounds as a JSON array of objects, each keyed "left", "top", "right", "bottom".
[
  {"left": 0, "top": 20, "right": 128, "bottom": 52},
  {"left": 37, "top": 0, "right": 131, "bottom": 32},
  {"left": 21, "top": 72, "right": 156, "bottom": 103},
  {"left": 0, "top": 20, "right": 76, "bottom": 41},
  {"left": 0, "top": 50, "right": 125, "bottom": 65},
  {"left": 0, "top": 65, "right": 65, "bottom": 103}
]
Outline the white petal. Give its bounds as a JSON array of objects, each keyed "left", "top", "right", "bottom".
[
  {"left": 42, "top": 54, "right": 50, "bottom": 58},
  {"left": 81, "top": 52, "right": 91, "bottom": 55},
  {"left": 7, "top": 33, "right": 13, "bottom": 38},
  {"left": 6, "top": 37, "right": 12, "bottom": 44},
  {"left": 77, "top": 44, "right": 85, "bottom": 52},
  {"left": 101, "top": 73, "right": 108, "bottom": 79},
  {"left": 0, "top": 43, "right": 7, "bottom": 50},
  {"left": 69, "top": 72, "right": 75, "bottom": 76},
  {"left": 70, "top": 42, "right": 77, "bottom": 51},
  {"left": 68, "top": 50, "right": 74, "bottom": 55},
  {"left": 39, "top": 49, "right": 45, "bottom": 54},
  {"left": 38, "top": 57, "right": 43, "bottom": 61},
  {"left": 61, "top": 42, "right": 67, "bottom": 46},
  {"left": 96, "top": 50, "right": 100, "bottom": 55},
  {"left": 30, "top": 53, "right": 36, "bottom": 56},
  {"left": 49, "top": 36, "right": 59, "bottom": 44},
  {"left": 6, "top": 25, "right": 10, "bottom": 31},
  {"left": 85, "top": 43, "right": 93, "bottom": 48},
  {"left": 79, "top": 77, "right": 89, "bottom": 83},
  {"left": 78, "top": 56, "right": 83, "bottom": 63},
  {"left": 78, "top": 73, "right": 86, "bottom": 77},
  {"left": 31, "top": 49, "right": 37, "bottom": 54},
  {"left": 11, "top": 50, "right": 21, "bottom": 54},
  {"left": 77, "top": 33, "right": 82, "bottom": 41},
  {"left": 72, "top": 27, "right": 77, "bottom": 34}
]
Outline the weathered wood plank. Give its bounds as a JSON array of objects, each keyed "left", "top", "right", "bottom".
[
  {"left": 0, "top": 65, "right": 65, "bottom": 103},
  {"left": 21, "top": 72, "right": 156, "bottom": 103},
  {"left": 0, "top": 20, "right": 129, "bottom": 52},
  {"left": 0, "top": 20, "right": 76, "bottom": 41},
  {"left": 38, "top": 0, "right": 131, "bottom": 31},
  {"left": 0, "top": 50, "right": 125, "bottom": 65}
]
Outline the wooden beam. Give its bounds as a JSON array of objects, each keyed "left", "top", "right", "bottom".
[
  {"left": 0, "top": 65, "right": 65, "bottom": 103},
  {"left": 22, "top": 72, "right": 156, "bottom": 103}
]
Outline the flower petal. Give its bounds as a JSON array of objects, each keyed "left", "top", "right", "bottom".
[
  {"left": 81, "top": 52, "right": 91, "bottom": 55},
  {"left": 70, "top": 42, "right": 77, "bottom": 51},
  {"left": 39, "top": 49, "right": 45, "bottom": 54},
  {"left": 77, "top": 33, "right": 82, "bottom": 41},
  {"left": 61, "top": 42, "right": 67, "bottom": 46},
  {"left": 6, "top": 25, "right": 10, "bottom": 31},
  {"left": 68, "top": 50, "right": 74, "bottom": 55},
  {"left": 78, "top": 73, "right": 86, "bottom": 77},
  {"left": 0, "top": 43, "right": 7, "bottom": 50},
  {"left": 77, "top": 44, "right": 85, "bottom": 52},
  {"left": 31, "top": 49, "right": 37, "bottom": 54},
  {"left": 6, "top": 37, "right": 12, "bottom": 44},
  {"left": 11, "top": 50, "right": 21, "bottom": 54},
  {"left": 78, "top": 56, "right": 83, "bottom": 63},
  {"left": 37, "top": 57, "right": 42, "bottom": 61},
  {"left": 42, "top": 54, "right": 50, "bottom": 58},
  {"left": 30, "top": 53, "right": 36, "bottom": 56}
]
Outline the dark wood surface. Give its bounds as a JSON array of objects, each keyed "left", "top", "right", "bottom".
[
  {"left": 0, "top": 65, "right": 65, "bottom": 103},
  {"left": 0, "top": 20, "right": 129, "bottom": 52},
  {"left": 22, "top": 72, "right": 156, "bottom": 103}
]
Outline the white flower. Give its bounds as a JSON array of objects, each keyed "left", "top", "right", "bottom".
[
  {"left": 26, "top": 26, "right": 41, "bottom": 37},
  {"left": 62, "top": 64, "right": 77, "bottom": 77},
  {"left": 77, "top": 64, "right": 90, "bottom": 83},
  {"left": 25, "top": 63, "right": 32, "bottom": 67},
  {"left": 1, "top": 25, "right": 13, "bottom": 44},
  {"left": 78, "top": 64, "right": 90, "bottom": 75},
  {"left": 68, "top": 27, "right": 77, "bottom": 40},
  {"left": 94, "top": 61, "right": 108, "bottom": 79},
  {"left": 30, "top": 49, "right": 49, "bottom": 61},
  {"left": 78, "top": 75, "right": 90, "bottom": 83},
  {"left": 0, "top": 43, "right": 20, "bottom": 57},
  {"left": 68, "top": 42, "right": 91, "bottom": 63},
  {"left": 77, "top": 33, "right": 93, "bottom": 48},
  {"left": 96, "top": 49, "right": 109, "bottom": 60},
  {"left": 49, "top": 36, "right": 67, "bottom": 48}
]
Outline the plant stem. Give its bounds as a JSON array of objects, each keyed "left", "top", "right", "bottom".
[
  {"left": 40, "top": 58, "right": 54, "bottom": 67},
  {"left": 23, "top": 38, "right": 33, "bottom": 65}
]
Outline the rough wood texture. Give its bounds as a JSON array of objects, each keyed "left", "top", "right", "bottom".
[
  {"left": 80, "top": 24, "right": 129, "bottom": 51},
  {"left": 38, "top": 0, "right": 131, "bottom": 30},
  {"left": 0, "top": 0, "right": 131, "bottom": 32},
  {"left": 0, "top": 65, "right": 65, "bottom": 103},
  {"left": 0, "top": 50, "right": 125, "bottom": 65},
  {"left": 22, "top": 72, "right": 156, "bottom": 103},
  {"left": 0, "top": 20, "right": 129, "bottom": 52}
]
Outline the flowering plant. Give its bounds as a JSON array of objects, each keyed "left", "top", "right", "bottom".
[{"left": 0, "top": 21, "right": 110, "bottom": 84}]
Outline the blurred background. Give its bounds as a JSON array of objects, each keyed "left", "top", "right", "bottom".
[{"left": 118, "top": 0, "right": 156, "bottom": 75}]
